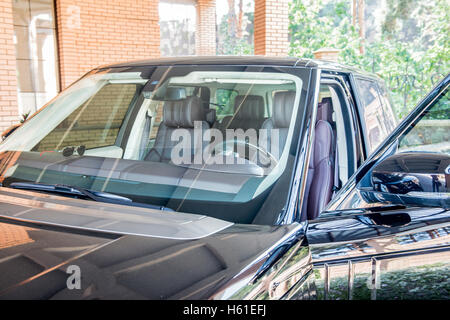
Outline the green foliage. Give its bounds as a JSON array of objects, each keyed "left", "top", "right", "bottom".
[
  {"left": 289, "top": 0, "right": 360, "bottom": 59},
  {"left": 215, "top": 89, "right": 237, "bottom": 117},
  {"left": 20, "top": 112, "right": 30, "bottom": 123},
  {"left": 288, "top": 0, "right": 450, "bottom": 119},
  {"left": 218, "top": 16, "right": 254, "bottom": 55},
  {"left": 217, "top": 3, "right": 254, "bottom": 55}
]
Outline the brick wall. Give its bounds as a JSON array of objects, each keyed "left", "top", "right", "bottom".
[
  {"left": 1, "top": 0, "right": 293, "bottom": 134},
  {"left": 313, "top": 48, "right": 341, "bottom": 62},
  {"left": 195, "top": 0, "right": 216, "bottom": 56},
  {"left": 55, "top": 0, "right": 161, "bottom": 89},
  {"left": 254, "top": 0, "right": 289, "bottom": 56},
  {"left": 0, "top": 0, "right": 18, "bottom": 131}
]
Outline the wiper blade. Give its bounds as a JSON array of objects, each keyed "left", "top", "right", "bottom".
[
  {"left": 8, "top": 182, "right": 173, "bottom": 211},
  {"left": 10, "top": 182, "right": 130, "bottom": 202}
]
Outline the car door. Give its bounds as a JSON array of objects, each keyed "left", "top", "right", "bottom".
[{"left": 305, "top": 74, "right": 450, "bottom": 300}]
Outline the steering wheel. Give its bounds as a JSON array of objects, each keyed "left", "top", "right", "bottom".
[{"left": 212, "top": 139, "right": 278, "bottom": 169}]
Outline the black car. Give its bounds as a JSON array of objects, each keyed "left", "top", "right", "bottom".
[{"left": 0, "top": 57, "right": 447, "bottom": 300}]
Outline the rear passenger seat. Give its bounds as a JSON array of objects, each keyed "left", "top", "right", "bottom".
[
  {"left": 261, "top": 91, "right": 295, "bottom": 158},
  {"left": 216, "top": 95, "right": 266, "bottom": 133}
]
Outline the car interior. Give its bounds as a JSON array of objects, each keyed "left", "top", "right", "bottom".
[
  {"left": 1, "top": 70, "right": 359, "bottom": 224},
  {"left": 302, "top": 83, "right": 358, "bottom": 220},
  {"left": 128, "top": 78, "right": 357, "bottom": 221}
]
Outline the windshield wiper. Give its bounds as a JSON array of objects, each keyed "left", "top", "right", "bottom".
[{"left": 8, "top": 182, "right": 173, "bottom": 211}]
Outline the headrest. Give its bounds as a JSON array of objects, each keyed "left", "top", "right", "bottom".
[
  {"left": 233, "top": 95, "right": 265, "bottom": 120},
  {"left": 317, "top": 97, "right": 333, "bottom": 123},
  {"left": 163, "top": 96, "right": 205, "bottom": 128},
  {"left": 272, "top": 91, "right": 296, "bottom": 128}
]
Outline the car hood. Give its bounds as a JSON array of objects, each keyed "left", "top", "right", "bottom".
[
  {"left": 0, "top": 188, "right": 233, "bottom": 240},
  {"left": 0, "top": 188, "right": 304, "bottom": 299}
]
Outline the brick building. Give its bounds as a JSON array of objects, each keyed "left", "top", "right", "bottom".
[{"left": 0, "top": 0, "right": 289, "bottom": 131}]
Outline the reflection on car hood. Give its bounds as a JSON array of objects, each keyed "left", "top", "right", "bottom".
[
  {"left": 0, "top": 188, "right": 233, "bottom": 240},
  {"left": 0, "top": 203, "right": 302, "bottom": 299}
]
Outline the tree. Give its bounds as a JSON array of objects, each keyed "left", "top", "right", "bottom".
[
  {"left": 217, "top": 0, "right": 254, "bottom": 55},
  {"left": 357, "top": 0, "right": 365, "bottom": 54},
  {"left": 289, "top": 0, "right": 449, "bottom": 118}
]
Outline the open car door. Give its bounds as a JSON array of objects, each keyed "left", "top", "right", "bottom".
[{"left": 305, "top": 74, "right": 450, "bottom": 300}]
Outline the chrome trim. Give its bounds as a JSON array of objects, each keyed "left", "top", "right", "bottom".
[
  {"left": 347, "top": 260, "right": 354, "bottom": 300},
  {"left": 370, "top": 257, "right": 380, "bottom": 300},
  {"left": 324, "top": 263, "right": 330, "bottom": 300},
  {"left": 313, "top": 244, "right": 450, "bottom": 267},
  {"left": 281, "top": 268, "right": 314, "bottom": 300}
]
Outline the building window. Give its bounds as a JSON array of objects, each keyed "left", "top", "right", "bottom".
[
  {"left": 12, "top": 0, "right": 59, "bottom": 116},
  {"left": 159, "top": 0, "right": 196, "bottom": 56}
]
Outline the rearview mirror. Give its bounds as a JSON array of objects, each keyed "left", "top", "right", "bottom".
[
  {"left": 149, "top": 86, "right": 187, "bottom": 101},
  {"left": 362, "top": 152, "right": 449, "bottom": 209}
]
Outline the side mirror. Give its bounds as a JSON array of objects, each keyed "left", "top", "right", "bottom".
[
  {"left": 362, "top": 152, "right": 449, "bottom": 209},
  {"left": 1, "top": 123, "right": 21, "bottom": 140}
]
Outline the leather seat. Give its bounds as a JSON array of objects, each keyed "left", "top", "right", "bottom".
[
  {"left": 261, "top": 91, "right": 295, "bottom": 158},
  {"left": 219, "top": 95, "right": 265, "bottom": 132},
  {"left": 145, "top": 96, "right": 209, "bottom": 163},
  {"left": 303, "top": 98, "right": 335, "bottom": 220},
  {"left": 205, "top": 108, "right": 216, "bottom": 127}
]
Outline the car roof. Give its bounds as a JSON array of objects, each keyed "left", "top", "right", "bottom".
[{"left": 98, "top": 56, "right": 379, "bottom": 80}]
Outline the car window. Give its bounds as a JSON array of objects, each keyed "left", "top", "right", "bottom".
[
  {"left": 215, "top": 88, "right": 238, "bottom": 121},
  {"left": 324, "top": 81, "right": 449, "bottom": 213},
  {"left": 398, "top": 87, "right": 449, "bottom": 154},
  {"left": 377, "top": 81, "right": 397, "bottom": 132},
  {"left": 356, "top": 78, "right": 392, "bottom": 153},
  {"left": 32, "top": 83, "right": 139, "bottom": 152},
  {"left": 0, "top": 66, "right": 308, "bottom": 225}
]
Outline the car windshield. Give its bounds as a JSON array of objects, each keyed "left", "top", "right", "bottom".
[{"left": 0, "top": 65, "right": 308, "bottom": 224}]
